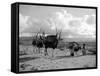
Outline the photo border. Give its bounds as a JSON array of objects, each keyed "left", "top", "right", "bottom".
[{"left": 13, "top": 2, "right": 98, "bottom": 73}]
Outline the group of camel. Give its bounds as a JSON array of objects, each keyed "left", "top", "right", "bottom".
[
  {"left": 32, "top": 32, "right": 87, "bottom": 57},
  {"left": 68, "top": 42, "right": 86, "bottom": 56}
]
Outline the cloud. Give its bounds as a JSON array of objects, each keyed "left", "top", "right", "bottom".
[
  {"left": 86, "top": 15, "right": 96, "bottom": 25},
  {"left": 48, "top": 9, "right": 96, "bottom": 39},
  {"left": 68, "top": 20, "right": 81, "bottom": 28},
  {"left": 19, "top": 9, "right": 96, "bottom": 39},
  {"left": 19, "top": 13, "right": 56, "bottom": 37},
  {"left": 19, "top": 14, "right": 29, "bottom": 34}
]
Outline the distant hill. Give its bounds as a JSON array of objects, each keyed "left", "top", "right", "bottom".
[
  {"left": 19, "top": 36, "right": 96, "bottom": 42},
  {"left": 63, "top": 38, "right": 96, "bottom": 42}
]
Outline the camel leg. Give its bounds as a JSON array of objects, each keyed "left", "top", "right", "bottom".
[
  {"left": 71, "top": 49, "right": 74, "bottom": 56},
  {"left": 33, "top": 46, "right": 36, "bottom": 54},
  {"left": 38, "top": 48, "right": 40, "bottom": 54},
  {"left": 82, "top": 49, "right": 86, "bottom": 55},
  {"left": 36, "top": 48, "right": 41, "bottom": 54},
  {"left": 35, "top": 47, "right": 38, "bottom": 54},
  {"left": 74, "top": 51, "right": 77, "bottom": 56},
  {"left": 44, "top": 48, "right": 48, "bottom": 56}
]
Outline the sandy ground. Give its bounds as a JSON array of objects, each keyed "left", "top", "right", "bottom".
[{"left": 19, "top": 45, "right": 96, "bottom": 72}]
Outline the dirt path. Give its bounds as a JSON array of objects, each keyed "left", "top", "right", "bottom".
[{"left": 19, "top": 55, "right": 96, "bottom": 71}]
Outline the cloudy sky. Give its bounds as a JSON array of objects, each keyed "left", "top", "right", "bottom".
[{"left": 19, "top": 5, "right": 96, "bottom": 41}]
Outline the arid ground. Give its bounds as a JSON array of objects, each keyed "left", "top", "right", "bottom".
[{"left": 19, "top": 37, "right": 96, "bottom": 72}]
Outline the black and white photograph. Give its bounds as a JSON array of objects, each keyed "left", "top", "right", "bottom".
[{"left": 17, "top": 3, "right": 97, "bottom": 72}]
